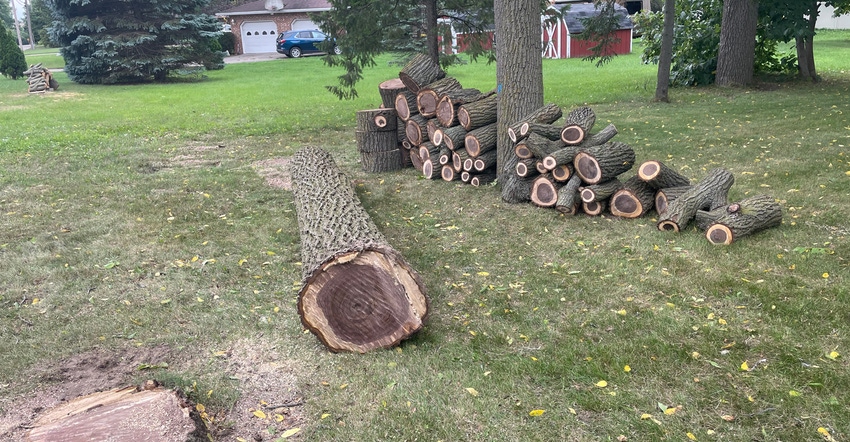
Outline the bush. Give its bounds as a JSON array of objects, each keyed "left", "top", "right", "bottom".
[
  {"left": 218, "top": 32, "right": 235, "bottom": 54},
  {"left": 0, "top": 23, "right": 27, "bottom": 80}
]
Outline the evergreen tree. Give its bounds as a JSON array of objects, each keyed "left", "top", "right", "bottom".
[
  {"left": 0, "top": 21, "right": 27, "bottom": 79},
  {"left": 47, "top": 0, "right": 225, "bottom": 84},
  {"left": 1, "top": 0, "right": 14, "bottom": 29},
  {"left": 25, "top": 0, "right": 55, "bottom": 46}
]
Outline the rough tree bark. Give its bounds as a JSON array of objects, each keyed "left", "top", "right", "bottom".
[
  {"left": 495, "top": 0, "right": 545, "bottom": 203},
  {"left": 290, "top": 147, "right": 429, "bottom": 353},
  {"left": 705, "top": 195, "right": 782, "bottom": 245},
  {"left": 657, "top": 168, "right": 734, "bottom": 232},
  {"left": 654, "top": 0, "right": 675, "bottom": 102},
  {"left": 715, "top": 0, "right": 759, "bottom": 87}
]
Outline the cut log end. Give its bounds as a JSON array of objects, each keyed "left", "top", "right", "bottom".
[
  {"left": 574, "top": 153, "right": 601, "bottom": 184},
  {"left": 657, "top": 220, "right": 680, "bottom": 232},
  {"left": 610, "top": 193, "right": 641, "bottom": 218},
  {"left": 706, "top": 225, "right": 733, "bottom": 245},
  {"left": 299, "top": 249, "right": 428, "bottom": 353},
  {"left": 561, "top": 125, "right": 585, "bottom": 145},
  {"left": 638, "top": 160, "right": 660, "bottom": 180}
]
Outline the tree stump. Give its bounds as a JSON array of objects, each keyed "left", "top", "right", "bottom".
[
  {"left": 25, "top": 384, "right": 199, "bottom": 442},
  {"left": 291, "top": 147, "right": 428, "bottom": 353},
  {"left": 705, "top": 195, "right": 782, "bottom": 245},
  {"left": 657, "top": 168, "right": 734, "bottom": 232},
  {"left": 379, "top": 78, "right": 407, "bottom": 109}
]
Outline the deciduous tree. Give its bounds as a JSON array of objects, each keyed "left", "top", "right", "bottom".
[{"left": 715, "top": 0, "right": 759, "bottom": 86}]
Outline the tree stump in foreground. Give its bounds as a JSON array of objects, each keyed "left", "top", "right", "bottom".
[
  {"left": 25, "top": 384, "right": 199, "bottom": 442},
  {"left": 291, "top": 147, "right": 429, "bottom": 353}
]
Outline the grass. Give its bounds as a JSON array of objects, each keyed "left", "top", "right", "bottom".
[{"left": 1, "top": 31, "right": 849, "bottom": 441}]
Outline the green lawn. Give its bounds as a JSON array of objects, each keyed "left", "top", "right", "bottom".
[{"left": 1, "top": 32, "right": 848, "bottom": 441}]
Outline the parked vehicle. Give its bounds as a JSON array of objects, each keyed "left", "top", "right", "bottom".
[{"left": 276, "top": 30, "right": 341, "bottom": 58}]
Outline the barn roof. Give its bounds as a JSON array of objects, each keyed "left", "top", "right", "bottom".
[
  {"left": 550, "top": 2, "right": 633, "bottom": 34},
  {"left": 216, "top": 0, "right": 331, "bottom": 16}
]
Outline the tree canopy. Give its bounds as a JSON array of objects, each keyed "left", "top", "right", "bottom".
[
  {"left": 47, "top": 0, "right": 225, "bottom": 84},
  {"left": 1, "top": 0, "right": 14, "bottom": 29},
  {"left": 0, "top": 20, "right": 27, "bottom": 79}
]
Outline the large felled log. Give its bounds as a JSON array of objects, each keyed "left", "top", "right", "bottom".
[
  {"left": 695, "top": 206, "right": 727, "bottom": 231},
  {"left": 577, "top": 123, "right": 618, "bottom": 149},
  {"left": 654, "top": 185, "right": 693, "bottom": 215},
  {"left": 405, "top": 114, "right": 430, "bottom": 146},
  {"left": 464, "top": 123, "right": 497, "bottom": 157},
  {"left": 514, "top": 133, "right": 564, "bottom": 159},
  {"left": 435, "top": 89, "right": 492, "bottom": 127},
  {"left": 555, "top": 174, "right": 583, "bottom": 215},
  {"left": 580, "top": 178, "right": 623, "bottom": 203},
  {"left": 399, "top": 53, "right": 446, "bottom": 93},
  {"left": 426, "top": 118, "right": 441, "bottom": 143},
  {"left": 508, "top": 103, "right": 563, "bottom": 143},
  {"left": 418, "top": 142, "right": 440, "bottom": 161},
  {"left": 517, "top": 123, "right": 563, "bottom": 142},
  {"left": 458, "top": 94, "right": 498, "bottom": 130},
  {"left": 394, "top": 90, "right": 418, "bottom": 121},
  {"left": 609, "top": 176, "right": 656, "bottom": 218},
  {"left": 291, "top": 147, "right": 428, "bottom": 352},
  {"left": 409, "top": 149, "right": 424, "bottom": 172},
  {"left": 705, "top": 195, "right": 782, "bottom": 245},
  {"left": 657, "top": 168, "right": 734, "bottom": 232},
  {"left": 638, "top": 160, "right": 691, "bottom": 189},
  {"left": 25, "top": 385, "right": 199, "bottom": 442},
  {"left": 573, "top": 141, "right": 636, "bottom": 185},
  {"left": 357, "top": 108, "right": 398, "bottom": 132},
  {"left": 441, "top": 165, "right": 461, "bottom": 181},
  {"left": 561, "top": 106, "right": 597, "bottom": 145},
  {"left": 530, "top": 174, "right": 561, "bottom": 208},
  {"left": 417, "top": 77, "right": 462, "bottom": 117},
  {"left": 434, "top": 125, "right": 467, "bottom": 150},
  {"left": 379, "top": 78, "right": 408, "bottom": 109},
  {"left": 470, "top": 173, "right": 496, "bottom": 187}
]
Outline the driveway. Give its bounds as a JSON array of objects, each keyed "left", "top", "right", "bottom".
[{"left": 224, "top": 52, "right": 286, "bottom": 63}]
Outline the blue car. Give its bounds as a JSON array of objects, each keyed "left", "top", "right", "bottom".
[{"left": 275, "top": 29, "right": 341, "bottom": 58}]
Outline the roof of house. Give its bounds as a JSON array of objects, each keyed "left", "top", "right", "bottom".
[
  {"left": 216, "top": 0, "right": 331, "bottom": 16},
  {"left": 550, "top": 2, "right": 633, "bottom": 33}
]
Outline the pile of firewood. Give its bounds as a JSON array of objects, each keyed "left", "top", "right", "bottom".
[
  {"left": 507, "top": 102, "right": 782, "bottom": 245},
  {"left": 354, "top": 54, "right": 782, "bottom": 245},
  {"left": 24, "top": 63, "right": 58, "bottom": 93}
]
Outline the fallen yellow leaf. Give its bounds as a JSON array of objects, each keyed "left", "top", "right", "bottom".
[
  {"left": 740, "top": 361, "right": 750, "bottom": 371},
  {"left": 321, "top": 413, "right": 331, "bottom": 419},
  {"left": 252, "top": 409, "right": 266, "bottom": 419},
  {"left": 789, "top": 390, "right": 801, "bottom": 397},
  {"left": 595, "top": 380, "right": 608, "bottom": 388},
  {"left": 528, "top": 409, "right": 545, "bottom": 417},
  {"left": 281, "top": 428, "right": 300, "bottom": 438},
  {"left": 827, "top": 350, "right": 840, "bottom": 360},
  {"left": 466, "top": 387, "right": 479, "bottom": 397},
  {"left": 687, "top": 432, "right": 697, "bottom": 440},
  {"left": 568, "top": 407, "right": 576, "bottom": 415},
  {"left": 664, "top": 407, "right": 677, "bottom": 415},
  {"left": 624, "top": 365, "right": 631, "bottom": 373},
  {"left": 640, "top": 413, "right": 652, "bottom": 420}
]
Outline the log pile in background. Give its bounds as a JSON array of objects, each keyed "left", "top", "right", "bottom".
[
  {"left": 24, "top": 63, "right": 58, "bottom": 93},
  {"left": 358, "top": 61, "right": 782, "bottom": 244},
  {"left": 503, "top": 104, "right": 781, "bottom": 244}
]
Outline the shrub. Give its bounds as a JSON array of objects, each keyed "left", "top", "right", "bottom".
[{"left": 0, "top": 23, "right": 27, "bottom": 80}]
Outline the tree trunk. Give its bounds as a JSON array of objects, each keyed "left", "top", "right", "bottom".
[
  {"left": 609, "top": 176, "right": 656, "bottom": 218},
  {"left": 795, "top": 4, "right": 819, "bottom": 82},
  {"left": 508, "top": 103, "right": 563, "bottom": 142},
  {"left": 417, "top": 77, "right": 463, "bottom": 117},
  {"left": 424, "top": 0, "right": 440, "bottom": 66},
  {"left": 573, "top": 141, "right": 636, "bottom": 184},
  {"left": 654, "top": 0, "right": 675, "bottom": 102},
  {"left": 580, "top": 178, "right": 623, "bottom": 203},
  {"left": 654, "top": 185, "right": 692, "bottom": 215},
  {"left": 715, "top": 0, "right": 758, "bottom": 87},
  {"left": 495, "top": 0, "right": 545, "bottom": 203},
  {"left": 379, "top": 78, "right": 408, "bottom": 109},
  {"left": 464, "top": 122, "right": 497, "bottom": 157},
  {"left": 637, "top": 160, "right": 690, "bottom": 189},
  {"left": 399, "top": 53, "right": 445, "bottom": 93},
  {"left": 25, "top": 385, "right": 200, "bottom": 442},
  {"left": 458, "top": 94, "right": 498, "bottom": 130},
  {"left": 291, "top": 147, "right": 428, "bottom": 353},
  {"left": 705, "top": 195, "right": 782, "bottom": 245},
  {"left": 657, "top": 168, "right": 734, "bottom": 232},
  {"left": 555, "top": 174, "right": 583, "bottom": 215}
]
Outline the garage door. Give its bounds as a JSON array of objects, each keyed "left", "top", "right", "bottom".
[
  {"left": 291, "top": 19, "right": 318, "bottom": 31},
  {"left": 242, "top": 21, "right": 278, "bottom": 53}
]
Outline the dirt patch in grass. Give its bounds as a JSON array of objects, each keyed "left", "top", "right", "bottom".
[
  {"left": 0, "top": 341, "right": 305, "bottom": 442},
  {"left": 252, "top": 158, "right": 292, "bottom": 191}
]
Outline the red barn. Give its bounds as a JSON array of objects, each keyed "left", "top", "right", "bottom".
[{"left": 542, "top": 2, "right": 634, "bottom": 59}]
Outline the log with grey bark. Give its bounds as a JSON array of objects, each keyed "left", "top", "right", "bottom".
[
  {"left": 436, "top": 89, "right": 492, "bottom": 127},
  {"left": 580, "top": 178, "right": 623, "bottom": 203},
  {"left": 379, "top": 78, "right": 408, "bottom": 109},
  {"left": 582, "top": 199, "right": 607, "bottom": 216},
  {"left": 654, "top": 185, "right": 693, "bottom": 215},
  {"left": 357, "top": 108, "right": 398, "bottom": 133},
  {"left": 508, "top": 103, "right": 563, "bottom": 143},
  {"left": 609, "top": 176, "right": 656, "bottom": 218},
  {"left": 398, "top": 53, "right": 445, "bottom": 93},
  {"left": 515, "top": 158, "right": 540, "bottom": 178},
  {"left": 452, "top": 149, "right": 471, "bottom": 171},
  {"left": 573, "top": 141, "right": 636, "bottom": 185},
  {"left": 394, "top": 89, "right": 418, "bottom": 121},
  {"left": 561, "top": 106, "right": 597, "bottom": 145},
  {"left": 531, "top": 174, "right": 562, "bottom": 208},
  {"left": 555, "top": 174, "right": 583, "bottom": 215},
  {"left": 514, "top": 133, "right": 564, "bottom": 160},
  {"left": 550, "top": 163, "right": 574, "bottom": 182},
  {"left": 417, "top": 77, "right": 462, "bottom": 117},
  {"left": 291, "top": 147, "right": 428, "bottom": 352},
  {"left": 473, "top": 149, "right": 498, "bottom": 172},
  {"left": 705, "top": 195, "right": 782, "bottom": 245},
  {"left": 542, "top": 144, "right": 582, "bottom": 171},
  {"left": 458, "top": 94, "right": 498, "bottom": 130},
  {"left": 464, "top": 123, "right": 497, "bottom": 157},
  {"left": 405, "top": 114, "right": 430, "bottom": 146},
  {"left": 657, "top": 168, "right": 734, "bottom": 232},
  {"left": 638, "top": 160, "right": 691, "bottom": 189},
  {"left": 434, "top": 125, "right": 467, "bottom": 151}
]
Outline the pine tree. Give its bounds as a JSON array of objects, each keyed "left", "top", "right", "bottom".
[
  {"left": 47, "top": 0, "right": 225, "bottom": 84},
  {"left": 0, "top": 21, "right": 27, "bottom": 80}
]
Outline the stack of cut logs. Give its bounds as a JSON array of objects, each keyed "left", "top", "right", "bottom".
[
  {"left": 356, "top": 54, "right": 499, "bottom": 185},
  {"left": 24, "top": 63, "right": 58, "bottom": 93},
  {"left": 509, "top": 103, "right": 782, "bottom": 245}
]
